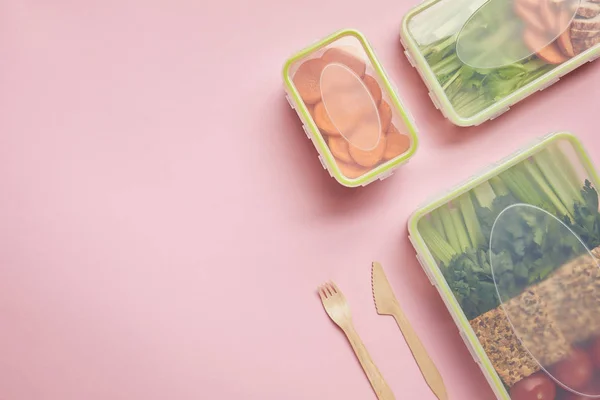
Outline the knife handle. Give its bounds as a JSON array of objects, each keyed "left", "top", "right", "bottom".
[
  {"left": 343, "top": 324, "right": 396, "bottom": 400},
  {"left": 391, "top": 306, "right": 448, "bottom": 400}
]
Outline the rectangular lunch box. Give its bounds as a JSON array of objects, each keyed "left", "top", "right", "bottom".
[
  {"left": 400, "top": 0, "right": 600, "bottom": 126},
  {"left": 283, "top": 29, "right": 419, "bottom": 187},
  {"left": 408, "top": 132, "right": 600, "bottom": 399}
]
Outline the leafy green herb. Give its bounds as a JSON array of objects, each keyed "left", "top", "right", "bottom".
[
  {"left": 420, "top": 150, "right": 600, "bottom": 320},
  {"left": 420, "top": 11, "right": 556, "bottom": 118}
]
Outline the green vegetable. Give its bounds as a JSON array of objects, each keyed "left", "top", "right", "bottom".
[
  {"left": 534, "top": 149, "right": 583, "bottom": 217},
  {"left": 473, "top": 181, "right": 497, "bottom": 209},
  {"left": 499, "top": 164, "right": 555, "bottom": 213},
  {"left": 419, "top": 2, "right": 558, "bottom": 118},
  {"left": 523, "top": 159, "right": 571, "bottom": 218},
  {"left": 419, "top": 149, "right": 600, "bottom": 320},
  {"left": 459, "top": 193, "right": 485, "bottom": 248},
  {"left": 430, "top": 209, "right": 447, "bottom": 241},
  {"left": 439, "top": 206, "right": 462, "bottom": 252},
  {"left": 549, "top": 145, "right": 581, "bottom": 190},
  {"left": 566, "top": 180, "right": 600, "bottom": 248},
  {"left": 489, "top": 176, "right": 509, "bottom": 197},
  {"left": 420, "top": 217, "right": 457, "bottom": 266},
  {"left": 451, "top": 206, "right": 471, "bottom": 250}
]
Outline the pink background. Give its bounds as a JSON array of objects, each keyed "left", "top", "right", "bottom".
[{"left": 1, "top": 1, "right": 599, "bottom": 399}]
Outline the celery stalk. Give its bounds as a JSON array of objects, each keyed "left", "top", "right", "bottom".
[
  {"left": 550, "top": 145, "right": 580, "bottom": 188},
  {"left": 547, "top": 146, "right": 584, "bottom": 203},
  {"left": 489, "top": 176, "right": 509, "bottom": 197},
  {"left": 431, "top": 209, "right": 447, "bottom": 241},
  {"left": 439, "top": 206, "right": 462, "bottom": 252},
  {"left": 499, "top": 165, "right": 553, "bottom": 212},
  {"left": 472, "top": 181, "right": 497, "bottom": 209},
  {"left": 534, "top": 149, "right": 581, "bottom": 217},
  {"left": 524, "top": 159, "right": 571, "bottom": 218},
  {"left": 450, "top": 205, "right": 471, "bottom": 251},
  {"left": 419, "top": 217, "right": 457, "bottom": 266},
  {"left": 459, "top": 193, "right": 484, "bottom": 248}
]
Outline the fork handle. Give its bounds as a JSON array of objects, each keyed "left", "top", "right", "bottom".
[{"left": 343, "top": 325, "right": 395, "bottom": 400}]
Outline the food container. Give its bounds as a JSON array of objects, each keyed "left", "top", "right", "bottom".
[
  {"left": 283, "top": 29, "right": 419, "bottom": 187},
  {"left": 400, "top": 0, "right": 600, "bottom": 126},
  {"left": 408, "top": 132, "right": 600, "bottom": 399}
]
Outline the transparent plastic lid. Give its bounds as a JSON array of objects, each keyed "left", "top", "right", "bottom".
[
  {"left": 287, "top": 33, "right": 414, "bottom": 181},
  {"left": 490, "top": 203, "right": 600, "bottom": 397},
  {"left": 405, "top": 0, "right": 600, "bottom": 121},
  {"left": 456, "top": 0, "right": 581, "bottom": 69},
  {"left": 319, "top": 62, "right": 381, "bottom": 151}
]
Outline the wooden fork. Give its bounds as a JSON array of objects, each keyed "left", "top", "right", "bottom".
[{"left": 318, "top": 281, "right": 395, "bottom": 400}]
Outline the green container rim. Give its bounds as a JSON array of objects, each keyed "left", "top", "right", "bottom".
[
  {"left": 407, "top": 132, "right": 600, "bottom": 398},
  {"left": 282, "top": 28, "right": 420, "bottom": 187}
]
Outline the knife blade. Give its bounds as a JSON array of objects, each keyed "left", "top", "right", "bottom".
[{"left": 371, "top": 262, "right": 448, "bottom": 400}]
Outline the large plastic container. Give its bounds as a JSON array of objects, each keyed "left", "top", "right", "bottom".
[
  {"left": 408, "top": 132, "right": 600, "bottom": 399},
  {"left": 401, "top": 0, "right": 600, "bottom": 126},
  {"left": 283, "top": 29, "right": 419, "bottom": 187}
]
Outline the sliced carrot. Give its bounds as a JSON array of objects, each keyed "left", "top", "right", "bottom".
[
  {"left": 336, "top": 160, "right": 370, "bottom": 179},
  {"left": 378, "top": 101, "right": 392, "bottom": 134},
  {"left": 384, "top": 124, "right": 411, "bottom": 161},
  {"left": 349, "top": 135, "right": 387, "bottom": 168},
  {"left": 328, "top": 137, "right": 353, "bottom": 164},
  {"left": 524, "top": 28, "right": 569, "bottom": 64},
  {"left": 313, "top": 101, "right": 363, "bottom": 137},
  {"left": 322, "top": 48, "right": 367, "bottom": 78},
  {"left": 307, "top": 104, "right": 315, "bottom": 120},
  {"left": 362, "top": 74, "right": 382, "bottom": 105},
  {"left": 293, "top": 58, "right": 327, "bottom": 105},
  {"left": 557, "top": 9, "right": 576, "bottom": 57},
  {"left": 313, "top": 101, "right": 339, "bottom": 135},
  {"left": 514, "top": 2, "right": 547, "bottom": 34},
  {"left": 557, "top": 29, "right": 576, "bottom": 57}
]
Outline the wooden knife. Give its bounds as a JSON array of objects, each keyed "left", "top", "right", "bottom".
[{"left": 371, "top": 262, "right": 448, "bottom": 400}]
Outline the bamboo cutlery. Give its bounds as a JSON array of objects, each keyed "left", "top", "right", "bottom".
[
  {"left": 318, "top": 281, "right": 396, "bottom": 400},
  {"left": 318, "top": 262, "right": 448, "bottom": 400}
]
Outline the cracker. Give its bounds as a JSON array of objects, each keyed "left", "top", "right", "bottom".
[
  {"left": 539, "top": 252, "right": 600, "bottom": 343},
  {"left": 470, "top": 288, "right": 570, "bottom": 386},
  {"left": 470, "top": 306, "right": 541, "bottom": 387}
]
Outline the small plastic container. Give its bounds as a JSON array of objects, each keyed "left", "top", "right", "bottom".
[
  {"left": 401, "top": 0, "right": 600, "bottom": 126},
  {"left": 283, "top": 29, "right": 419, "bottom": 187},
  {"left": 408, "top": 132, "right": 600, "bottom": 398}
]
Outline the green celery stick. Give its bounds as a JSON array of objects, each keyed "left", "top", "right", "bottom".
[
  {"left": 439, "top": 205, "right": 462, "bottom": 252},
  {"left": 419, "top": 217, "right": 457, "bottom": 266},
  {"left": 431, "top": 209, "right": 448, "bottom": 241},
  {"left": 459, "top": 193, "right": 484, "bottom": 248},
  {"left": 524, "top": 159, "right": 571, "bottom": 218},
  {"left": 450, "top": 205, "right": 471, "bottom": 251},
  {"left": 489, "top": 176, "right": 509, "bottom": 197}
]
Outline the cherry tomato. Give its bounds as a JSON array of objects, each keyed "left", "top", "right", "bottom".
[
  {"left": 553, "top": 348, "right": 594, "bottom": 391},
  {"left": 510, "top": 372, "right": 556, "bottom": 400},
  {"left": 591, "top": 337, "right": 600, "bottom": 369},
  {"left": 563, "top": 391, "right": 586, "bottom": 400},
  {"left": 562, "top": 382, "right": 600, "bottom": 400}
]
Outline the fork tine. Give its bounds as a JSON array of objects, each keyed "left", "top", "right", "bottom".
[
  {"left": 324, "top": 283, "right": 334, "bottom": 297},
  {"left": 318, "top": 287, "right": 326, "bottom": 301},
  {"left": 319, "top": 285, "right": 327, "bottom": 297},
  {"left": 329, "top": 281, "right": 339, "bottom": 294},
  {"left": 327, "top": 281, "right": 341, "bottom": 294}
]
